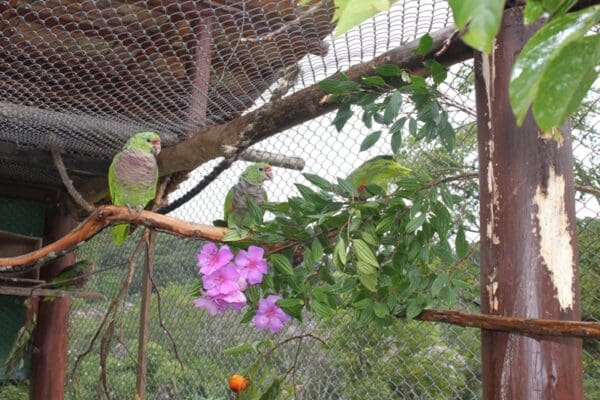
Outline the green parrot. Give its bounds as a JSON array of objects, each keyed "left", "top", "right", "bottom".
[
  {"left": 108, "top": 131, "right": 161, "bottom": 244},
  {"left": 347, "top": 155, "right": 411, "bottom": 197},
  {"left": 224, "top": 163, "right": 273, "bottom": 228},
  {"left": 44, "top": 260, "right": 95, "bottom": 302}
]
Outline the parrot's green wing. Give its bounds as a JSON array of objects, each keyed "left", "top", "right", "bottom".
[
  {"left": 347, "top": 156, "right": 411, "bottom": 194},
  {"left": 108, "top": 155, "right": 130, "bottom": 245}
]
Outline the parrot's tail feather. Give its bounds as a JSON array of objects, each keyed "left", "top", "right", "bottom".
[{"left": 112, "top": 223, "right": 129, "bottom": 245}]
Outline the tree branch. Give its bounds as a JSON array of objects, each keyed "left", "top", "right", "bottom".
[
  {"left": 0, "top": 205, "right": 227, "bottom": 273},
  {"left": 0, "top": 285, "right": 103, "bottom": 300},
  {"left": 51, "top": 148, "right": 95, "bottom": 213},
  {"left": 416, "top": 309, "right": 600, "bottom": 339}
]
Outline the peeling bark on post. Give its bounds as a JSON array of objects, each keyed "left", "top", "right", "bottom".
[
  {"left": 474, "top": 7, "right": 583, "bottom": 400},
  {"left": 30, "top": 194, "right": 76, "bottom": 400}
]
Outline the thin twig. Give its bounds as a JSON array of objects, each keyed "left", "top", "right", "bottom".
[
  {"left": 147, "top": 260, "right": 185, "bottom": 370},
  {"left": 51, "top": 148, "right": 95, "bottom": 213},
  {"left": 434, "top": 29, "right": 461, "bottom": 57},
  {"left": 70, "top": 238, "right": 145, "bottom": 384}
]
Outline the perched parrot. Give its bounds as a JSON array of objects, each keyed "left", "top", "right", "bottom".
[
  {"left": 108, "top": 131, "right": 161, "bottom": 244},
  {"left": 224, "top": 163, "right": 273, "bottom": 228},
  {"left": 346, "top": 155, "right": 411, "bottom": 197},
  {"left": 44, "top": 260, "right": 95, "bottom": 302}
]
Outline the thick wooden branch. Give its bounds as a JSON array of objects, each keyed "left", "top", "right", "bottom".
[
  {"left": 417, "top": 309, "right": 600, "bottom": 340},
  {"left": 0, "top": 205, "right": 227, "bottom": 273},
  {"left": 157, "top": 26, "right": 470, "bottom": 176}
]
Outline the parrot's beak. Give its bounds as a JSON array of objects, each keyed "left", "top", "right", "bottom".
[
  {"left": 151, "top": 139, "right": 161, "bottom": 155},
  {"left": 264, "top": 166, "right": 273, "bottom": 180}
]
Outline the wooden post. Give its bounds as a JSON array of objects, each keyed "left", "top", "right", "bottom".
[
  {"left": 474, "top": 7, "right": 583, "bottom": 400},
  {"left": 30, "top": 194, "right": 76, "bottom": 400},
  {"left": 135, "top": 230, "right": 156, "bottom": 399}
]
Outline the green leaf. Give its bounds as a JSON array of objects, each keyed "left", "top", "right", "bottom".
[
  {"left": 405, "top": 299, "right": 424, "bottom": 319},
  {"left": 336, "top": 177, "right": 359, "bottom": 197},
  {"left": 223, "top": 342, "right": 255, "bottom": 356},
  {"left": 414, "top": 33, "right": 433, "bottom": 55},
  {"left": 524, "top": 0, "right": 544, "bottom": 24},
  {"left": 428, "top": 60, "right": 447, "bottom": 85},
  {"left": 362, "top": 75, "right": 387, "bottom": 86},
  {"left": 406, "top": 213, "right": 426, "bottom": 233},
  {"left": 455, "top": 226, "right": 469, "bottom": 258},
  {"left": 269, "top": 254, "right": 294, "bottom": 276},
  {"left": 357, "top": 263, "right": 378, "bottom": 292},
  {"left": 303, "top": 173, "right": 332, "bottom": 191},
  {"left": 359, "top": 130, "right": 382, "bottom": 151},
  {"left": 440, "top": 286, "right": 457, "bottom": 306},
  {"left": 352, "top": 239, "right": 379, "bottom": 267},
  {"left": 532, "top": 34, "right": 600, "bottom": 132},
  {"left": 510, "top": 6, "right": 600, "bottom": 127},
  {"left": 222, "top": 229, "right": 249, "bottom": 242},
  {"left": 333, "top": 237, "right": 347, "bottom": 269},
  {"left": 333, "top": 0, "right": 396, "bottom": 37},
  {"left": 258, "top": 377, "right": 282, "bottom": 400},
  {"left": 449, "top": 0, "right": 505, "bottom": 54},
  {"left": 389, "top": 116, "right": 406, "bottom": 153},
  {"left": 245, "top": 198, "right": 264, "bottom": 225},
  {"left": 241, "top": 308, "right": 255, "bottom": 323},
  {"left": 352, "top": 297, "right": 372, "bottom": 309},
  {"left": 311, "top": 239, "right": 324, "bottom": 262},
  {"left": 319, "top": 79, "right": 360, "bottom": 94},
  {"left": 408, "top": 118, "right": 417, "bottom": 136},
  {"left": 431, "top": 273, "right": 449, "bottom": 297},
  {"left": 383, "top": 91, "right": 403, "bottom": 124},
  {"left": 377, "top": 64, "right": 403, "bottom": 76},
  {"left": 373, "top": 303, "right": 389, "bottom": 318},
  {"left": 333, "top": 107, "right": 354, "bottom": 131},
  {"left": 276, "top": 298, "right": 304, "bottom": 320},
  {"left": 311, "top": 299, "right": 335, "bottom": 317}
]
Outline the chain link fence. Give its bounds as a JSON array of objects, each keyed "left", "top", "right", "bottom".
[{"left": 0, "top": 0, "right": 597, "bottom": 399}]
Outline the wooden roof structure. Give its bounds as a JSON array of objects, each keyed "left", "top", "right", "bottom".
[{"left": 0, "top": 0, "right": 334, "bottom": 190}]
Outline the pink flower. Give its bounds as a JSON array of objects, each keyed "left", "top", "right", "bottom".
[
  {"left": 197, "top": 243, "right": 233, "bottom": 276},
  {"left": 192, "top": 296, "right": 226, "bottom": 315},
  {"left": 203, "top": 263, "right": 241, "bottom": 296},
  {"left": 251, "top": 295, "right": 291, "bottom": 333},
  {"left": 235, "top": 246, "right": 269, "bottom": 285}
]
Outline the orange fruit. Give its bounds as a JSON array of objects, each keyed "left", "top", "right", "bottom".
[{"left": 229, "top": 374, "right": 248, "bottom": 392}]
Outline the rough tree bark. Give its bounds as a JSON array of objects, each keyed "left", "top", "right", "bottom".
[{"left": 474, "top": 7, "right": 583, "bottom": 400}]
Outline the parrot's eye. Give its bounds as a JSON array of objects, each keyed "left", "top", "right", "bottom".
[
  {"left": 258, "top": 167, "right": 263, "bottom": 171},
  {"left": 146, "top": 138, "right": 151, "bottom": 143}
]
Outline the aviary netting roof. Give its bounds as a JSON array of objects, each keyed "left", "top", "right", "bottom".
[{"left": 0, "top": 0, "right": 453, "bottom": 193}]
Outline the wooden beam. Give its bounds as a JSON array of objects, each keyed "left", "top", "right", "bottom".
[
  {"left": 475, "top": 7, "right": 583, "bottom": 399},
  {"left": 30, "top": 193, "right": 76, "bottom": 400},
  {"left": 0, "top": 142, "right": 109, "bottom": 178}
]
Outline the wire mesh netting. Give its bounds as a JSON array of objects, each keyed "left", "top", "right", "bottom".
[{"left": 0, "top": 1, "right": 598, "bottom": 399}]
